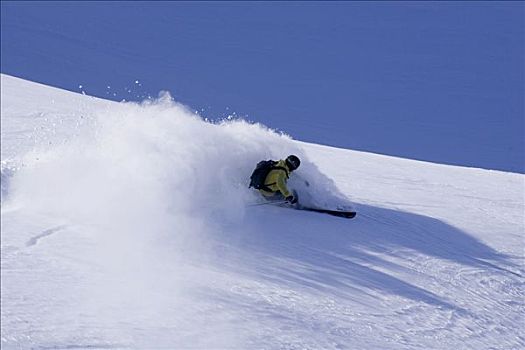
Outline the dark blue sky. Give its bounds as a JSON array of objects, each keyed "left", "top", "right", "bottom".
[{"left": 2, "top": 1, "right": 524, "bottom": 173}]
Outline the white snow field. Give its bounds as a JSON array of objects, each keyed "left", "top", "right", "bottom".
[{"left": 1, "top": 74, "right": 524, "bottom": 349}]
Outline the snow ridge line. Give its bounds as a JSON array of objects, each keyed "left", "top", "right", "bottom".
[{"left": 25, "top": 225, "right": 67, "bottom": 247}]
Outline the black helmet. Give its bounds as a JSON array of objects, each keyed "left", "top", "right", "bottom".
[{"left": 285, "top": 155, "right": 301, "bottom": 171}]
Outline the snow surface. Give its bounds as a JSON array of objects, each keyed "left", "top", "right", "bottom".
[{"left": 1, "top": 74, "right": 524, "bottom": 349}]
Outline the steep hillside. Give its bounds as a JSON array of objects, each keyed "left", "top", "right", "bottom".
[{"left": 1, "top": 74, "right": 523, "bottom": 349}]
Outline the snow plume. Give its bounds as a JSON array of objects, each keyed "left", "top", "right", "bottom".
[
  {"left": 7, "top": 91, "right": 349, "bottom": 225},
  {"left": 4, "top": 91, "right": 347, "bottom": 346}
]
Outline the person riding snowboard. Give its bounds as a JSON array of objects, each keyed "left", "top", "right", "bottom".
[{"left": 249, "top": 155, "right": 301, "bottom": 204}]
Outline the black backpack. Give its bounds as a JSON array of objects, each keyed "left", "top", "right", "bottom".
[{"left": 249, "top": 160, "right": 288, "bottom": 192}]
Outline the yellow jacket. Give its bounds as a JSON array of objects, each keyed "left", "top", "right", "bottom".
[{"left": 259, "top": 160, "right": 292, "bottom": 197}]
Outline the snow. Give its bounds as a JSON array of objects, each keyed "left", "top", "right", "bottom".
[{"left": 1, "top": 74, "right": 524, "bottom": 349}]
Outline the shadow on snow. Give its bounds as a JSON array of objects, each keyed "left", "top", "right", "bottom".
[{"left": 215, "top": 201, "right": 522, "bottom": 313}]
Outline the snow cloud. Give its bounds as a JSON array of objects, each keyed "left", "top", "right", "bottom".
[{"left": 4, "top": 91, "right": 347, "bottom": 346}]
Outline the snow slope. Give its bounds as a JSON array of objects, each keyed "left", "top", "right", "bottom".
[{"left": 1, "top": 74, "right": 524, "bottom": 349}]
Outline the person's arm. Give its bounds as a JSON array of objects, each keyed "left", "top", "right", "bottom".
[{"left": 276, "top": 171, "right": 292, "bottom": 197}]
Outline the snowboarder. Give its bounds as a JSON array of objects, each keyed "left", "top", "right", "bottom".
[
  {"left": 249, "top": 155, "right": 356, "bottom": 219},
  {"left": 249, "top": 155, "right": 301, "bottom": 204}
]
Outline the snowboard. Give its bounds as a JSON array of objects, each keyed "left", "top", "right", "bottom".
[
  {"left": 274, "top": 202, "right": 357, "bottom": 219},
  {"left": 296, "top": 205, "right": 357, "bottom": 219}
]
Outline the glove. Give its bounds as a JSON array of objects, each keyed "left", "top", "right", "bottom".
[{"left": 285, "top": 195, "right": 298, "bottom": 204}]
